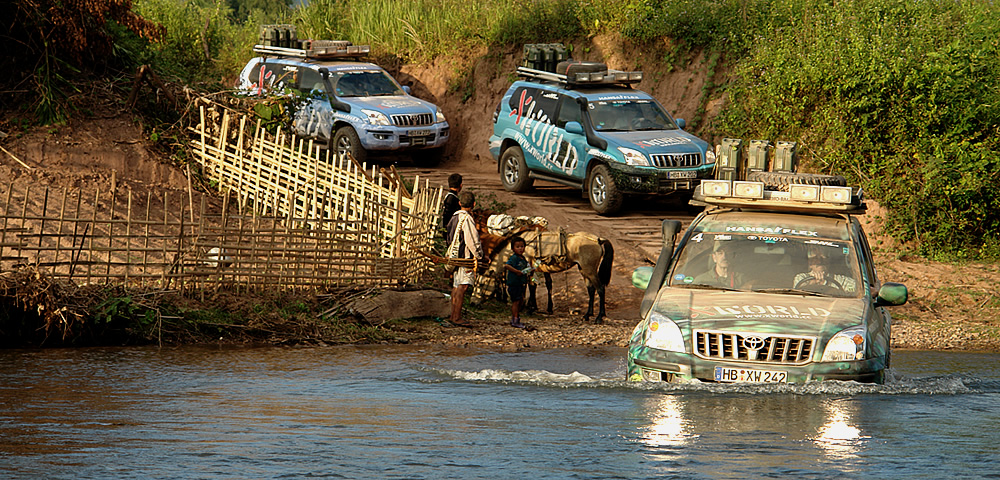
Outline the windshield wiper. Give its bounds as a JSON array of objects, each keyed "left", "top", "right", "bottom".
[
  {"left": 672, "top": 283, "right": 741, "bottom": 292},
  {"left": 752, "top": 288, "right": 825, "bottom": 297}
]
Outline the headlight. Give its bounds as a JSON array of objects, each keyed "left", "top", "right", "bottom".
[
  {"left": 361, "top": 109, "right": 391, "bottom": 126},
  {"left": 705, "top": 148, "right": 716, "bottom": 165},
  {"left": 619, "top": 147, "right": 650, "bottom": 167},
  {"left": 644, "top": 312, "right": 686, "bottom": 352},
  {"left": 821, "top": 326, "right": 866, "bottom": 362},
  {"left": 436, "top": 110, "right": 447, "bottom": 123}
]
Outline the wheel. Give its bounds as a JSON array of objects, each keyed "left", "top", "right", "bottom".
[
  {"left": 588, "top": 164, "right": 624, "bottom": 215},
  {"left": 500, "top": 146, "right": 533, "bottom": 192},
  {"left": 331, "top": 126, "right": 366, "bottom": 164},
  {"left": 412, "top": 147, "right": 444, "bottom": 167},
  {"left": 746, "top": 171, "right": 847, "bottom": 191}
]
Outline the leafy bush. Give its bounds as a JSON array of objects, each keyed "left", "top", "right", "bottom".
[{"left": 715, "top": 0, "right": 1000, "bottom": 258}]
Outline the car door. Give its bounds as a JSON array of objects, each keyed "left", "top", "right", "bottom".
[
  {"left": 553, "top": 94, "right": 589, "bottom": 179},
  {"left": 854, "top": 221, "right": 890, "bottom": 358},
  {"left": 292, "top": 66, "right": 334, "bottom": 141}
]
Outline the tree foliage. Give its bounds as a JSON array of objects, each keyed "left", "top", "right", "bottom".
[{"left": 2, "top": 0, "right": 164, "bottom": 123}]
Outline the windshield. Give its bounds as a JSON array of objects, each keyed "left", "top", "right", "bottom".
[
  {"left": 332, "top": 70, "right": 403, "bottom": 97},
  {"left": 668, "top": 216, "right": 863, "bottom": 298},
  {"left": 587, "top": 99, "right": 678, "bottom": 132}
]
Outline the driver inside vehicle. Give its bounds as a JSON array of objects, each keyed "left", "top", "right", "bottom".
[
  {"left": 793, "top": 247, "right": 857, "bottom": 293},
  {"left": 694, "top": 242, "right": 744, "bottom": 288}
]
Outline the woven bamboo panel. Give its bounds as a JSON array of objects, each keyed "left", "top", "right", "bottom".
[{"left": 0, "top": 103, "right": 445, "bottom": 290}]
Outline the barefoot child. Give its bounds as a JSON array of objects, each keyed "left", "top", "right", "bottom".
[{"left": 504, "top": 236, "right": 532, "bottom": 328}]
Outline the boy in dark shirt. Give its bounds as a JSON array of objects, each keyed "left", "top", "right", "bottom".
[
  {"left": 504, "top": 236, "right": 532, "bottom": 328},
  {"left": 440, "top": 173, "right": 462, "bottom": 236}
]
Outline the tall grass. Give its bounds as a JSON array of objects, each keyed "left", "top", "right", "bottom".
[{"left": 294, "top": 0, "right": 583, "bottom": 61}]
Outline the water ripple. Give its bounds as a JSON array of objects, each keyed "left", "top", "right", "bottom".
[{"left": 435, "top": 368, "right": 985, "bottom": 395}]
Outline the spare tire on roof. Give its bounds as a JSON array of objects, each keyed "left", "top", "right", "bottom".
[
  {"left": 746, "top": 171, "right": 847, "bottom": 191},
  {"left": 557, "top": 61, "right": 607, "bottom": 77}
]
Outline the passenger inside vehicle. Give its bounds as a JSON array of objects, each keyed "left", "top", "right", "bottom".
[
  {"left": 693, "top": 242, "right": 744, "bottom": 288},
  {"left": 793, "top": 247, "right": 857, "bottom": 293}
]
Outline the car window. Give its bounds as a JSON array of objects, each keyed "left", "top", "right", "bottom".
[
  {"left": 299, "top": 67, "right": 325, "bottom": 93},
  {"left": 587, "top": 99, "right": 677, "bottom": 132},
  {"left": 507, "top": 87, "right": 557, "bottom": 125},
  {"left": 332, "top": 70, "right": 403, "bottom": 97},
  {"left": 668, "top": 216, "right": 863, "bottom": 298},
  {"left": 556, "top": 95, "right": 582, "bottom": 128},
  {"left": 246, "top": 61, "right": 297, "bottom": 95}
]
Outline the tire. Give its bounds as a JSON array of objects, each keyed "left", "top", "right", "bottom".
[
  {"left": 331, "top": 126, "right": 367, "bottom": 164},
  {"left": 556, "top": 61, "right": 607, "bottom": 76},
  {"left": 588, "top": 164, "right": 624, "bottom": 215},
  {"left": 746, "top": 171, "right": 847, "bottom": 191},
  {"left": 500, "top": 146, "right": 533, "bottom": 192}
]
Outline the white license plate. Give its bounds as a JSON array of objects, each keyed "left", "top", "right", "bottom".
[
  {"left": 714, "top": 366, "right": 787, "bottom": 383},
  {"left": 667, "top": 171, "right": 697, "bottom": 179},
  {"left": 409, "top": 129, "right": 431, "bottom": 136}
]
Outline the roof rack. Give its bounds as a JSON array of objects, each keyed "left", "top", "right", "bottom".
[
  {"left": 693, "top": 180, "right": 865, "bottom": 213},
  {"left": 516, "top": 66, "right": 643, "bottom": 88},
  {"left": 253, "top": 42, "right": 371, "bottom": 60},
  {"left": 255, "top": 24, "right": 369, "bottom": 60}
]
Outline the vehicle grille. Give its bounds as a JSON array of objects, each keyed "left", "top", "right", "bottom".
[
  {"left": 391, "top": 113, "right": 433, "bottom": 126},
  {"left": 650, "top": 153, "right": 701, "bottom": 168},
  {"left": 694, "top": 330, "right": 814, "bottom": 364}
]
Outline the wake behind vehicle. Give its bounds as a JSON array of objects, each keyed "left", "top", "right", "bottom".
[
  {"left": 627, "top": 173, "right": 908, "bottom": 384},
  {"left": 237, "top": 25, "right": 449, "bottom": 164},
  {"left": 489, "top": 44, "right": 716, "bottom": 215}
]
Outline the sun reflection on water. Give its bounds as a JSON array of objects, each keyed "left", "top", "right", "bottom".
[
  {"left": 813, "top": 399, "right": 869, "bottom": 459},
  {"left": 639, "top": 394, "right": 697, "bottom": 448}
]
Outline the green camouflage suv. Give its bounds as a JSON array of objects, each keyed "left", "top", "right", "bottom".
[{"left": 628, "top": 175, "right": 908, "bottom": 384}]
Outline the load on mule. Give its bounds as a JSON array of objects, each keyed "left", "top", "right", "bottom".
[{"left": 474, "top": 215, "right": 614, "bottom": 323}]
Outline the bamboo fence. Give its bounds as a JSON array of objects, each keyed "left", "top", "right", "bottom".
[{"left": 0, "top": 103, "right": 444, "bottom": 291}]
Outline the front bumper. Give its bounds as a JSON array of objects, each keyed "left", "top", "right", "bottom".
[
  {"left": 627, "top": 345, "right": 886, "bottom": 384},
  {"left": 361, "top": 123, "right": 450, "bottom": 151},
  {"left": 608, "top": 164, "right": 715, "bottom": 195}
]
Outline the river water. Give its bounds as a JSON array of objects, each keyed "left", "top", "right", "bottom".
[{"left": 1, "top": 345, "right": 998, "bottom": 479}]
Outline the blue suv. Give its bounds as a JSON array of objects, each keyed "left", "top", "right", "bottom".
[
  {"left": 489, "top": 54, "right": 715, "bottom": 214},
  {"left": 238, "top": 32, "right": 449, "bottom": 165}
]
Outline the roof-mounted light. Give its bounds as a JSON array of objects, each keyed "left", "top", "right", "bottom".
[
  {"left": 701, "top": 180, "right": 732, "bottom": 197},
  {"left": 733, "top": 181, "right": 764, "bottom": 199},
  {"left": 574, "top": 72, "right": 604, "bottom": 83},
  {"left": 820, "top": 186, "right": 853, "bottom": 204},
  {"left": 789, "top": 184, "right": 820, "bottom": 202}
]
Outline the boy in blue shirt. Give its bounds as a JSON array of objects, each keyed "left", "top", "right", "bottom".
[{"left": 504, "top": 236, "right": 532, "bottom": 328}]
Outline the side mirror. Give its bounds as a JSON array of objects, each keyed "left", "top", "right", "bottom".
[
  {"left": 875, "top": 282, "right": 908, "bottom": 307},
  {"left": 632, "top": 266, "right": 653, "bottom": 290},
  {"left": 675, "top": 118, "right": 686, "bottom": 129},
  {"left": 565, "top": 121, "right": 584, "bottom": 135},
  {"left": 639, "top": 220, "right": 682, "bottom": 318},
  {"left": 402, "top": 85, "right": 412, "bottom": 95}
]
